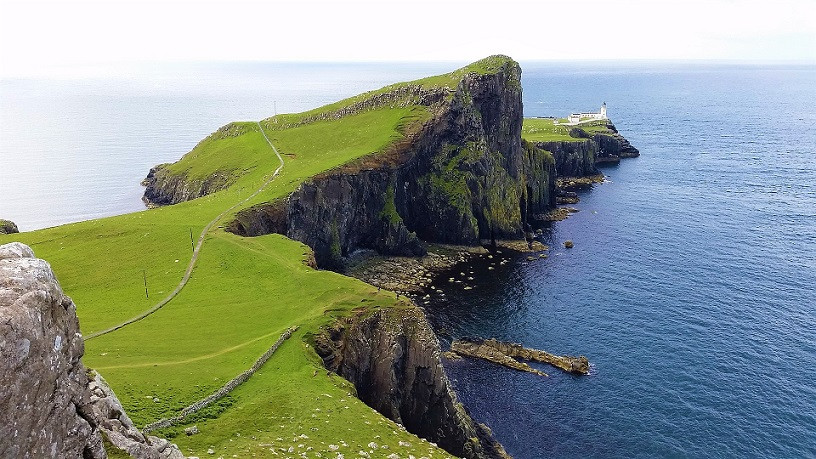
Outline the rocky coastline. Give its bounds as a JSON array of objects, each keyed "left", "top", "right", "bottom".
[{"left": 137, "top": 56, "right": 639, "bottom": 459}]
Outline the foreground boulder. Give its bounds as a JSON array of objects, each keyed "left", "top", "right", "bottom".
[
  {"left": 0, "top": 242, "right": 185, "bottom": 459},
  {"left": 0, "top": 242, "right": 105, "bottom": 458}
]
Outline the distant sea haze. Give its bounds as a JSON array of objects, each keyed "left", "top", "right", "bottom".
[{"left": 2, "top": 62, "right": 815, "bottom": 457}]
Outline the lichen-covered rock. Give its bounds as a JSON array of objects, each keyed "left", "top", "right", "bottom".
[
  {"left": 314, "top": 306, "right": 509, "bottom": 459},
  {"left": 0, "top": 219, "right": 19, "bottom": 234},
  {"left": 0, "top": 242, "right": 105, "bottom": 458}
]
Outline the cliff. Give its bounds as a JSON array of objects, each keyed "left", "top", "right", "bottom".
[
  {"left": 313, "top": 306, "right": 508, "bottom": 459},
  {"left": 229, "top": 56, "right": 557, "bottom": 267},
  {"left": 141, "top": 163, "right": 233, "bottom": 207},
  {"left": 527, "top": 121, "right": 639, "bottom": 178},
  {"left": 0, "top": 242, "right": 184, "bottom": 459}
]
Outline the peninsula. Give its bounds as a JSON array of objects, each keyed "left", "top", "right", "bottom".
[{"left": 1, "top": 55, "right": 637, "bottom": 459}]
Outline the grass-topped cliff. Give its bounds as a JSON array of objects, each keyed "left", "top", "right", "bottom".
[
  {"left": 3, "top": 56, "right": 540, "bottom": 459},
  {"left": 522, "top": 117, "right": 639, "bottom": 178}
]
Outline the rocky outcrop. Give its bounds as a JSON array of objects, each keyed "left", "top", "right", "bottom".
[
  {"left": 0, "top": 242, "right": 105, "bottom": 458},
  {"left": 450, "top": 340, "right": 548, "bottom": 377},
  {"left": 314, "top": 306, "right": 509, "bottom": 459},
  {"left": 593, "top": 122, "right": 639, "bottom": 160},
  {"left": 88, "top": 373, "right": 185, "bottom": 459},
  {"left": 141, "top": 164, "right": 233, "bottom": 207},
  {"left": 0, "top": 219, "right": 19, "bottom": 234},
  {"left": 229, "top": 57, "right": 557, "bottom": 268},
  {"left": 0, "top": 242, "right": 184, "bottom": 459},
  {"left": 532, "top": 122, "right": 639, "bottom": 178},
  {"left": 451, "top": 338, "right": 589, "bottom": 375}
]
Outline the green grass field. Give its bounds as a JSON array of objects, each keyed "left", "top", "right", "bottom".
[
  {"left": 521, "top": 117, "right": 613, "bottom": 143},
  {"left": 0, "top": 60, "right": 488, "bottom": 456}
]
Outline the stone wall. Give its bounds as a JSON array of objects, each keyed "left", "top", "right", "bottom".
[{"left": 144, "top": 327, "right": 295, "bottom": 432}]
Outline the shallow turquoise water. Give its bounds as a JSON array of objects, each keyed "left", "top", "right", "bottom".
[{"left": 2, "top": 61, "right": 814, "bottom": 457}]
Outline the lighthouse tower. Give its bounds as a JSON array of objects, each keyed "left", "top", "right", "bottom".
[{"left": 600, "top": 102, "right": 607, "bottom": 119}]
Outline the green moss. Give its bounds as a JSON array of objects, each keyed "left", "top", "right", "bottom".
[{"left": 379, "top": 182, "right": 402, "bottom": 225}]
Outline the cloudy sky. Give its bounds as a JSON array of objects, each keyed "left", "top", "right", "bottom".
[{"left": 1, "top": 0, "right": 814, "bottom": 77}]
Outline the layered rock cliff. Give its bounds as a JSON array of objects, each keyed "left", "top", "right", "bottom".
[
  {"left": 313, "top": 306, "right": 508, "bottom": 459},
  {"left": 531, "top": 122, "right": 639, "bottom": 178},
  {"left": 228, "top": 57, "right": 556, "bottom": 267}
]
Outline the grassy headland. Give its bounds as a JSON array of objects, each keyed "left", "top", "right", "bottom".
[
  {"left": 0, "top": 57, "right": 519, "bottom": 458},
  {"left": 521, "top": 117, "right": 614, "bottom": 143}
]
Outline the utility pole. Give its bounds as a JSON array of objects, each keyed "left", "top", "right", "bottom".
[{"left": 143, "top": 270, "right": 149, "bottom": 299}]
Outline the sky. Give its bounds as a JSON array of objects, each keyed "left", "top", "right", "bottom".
[{"left": 1, "top": 0, "right": 814, "bottom": 78}]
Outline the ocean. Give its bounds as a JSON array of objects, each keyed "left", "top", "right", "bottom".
[{"left": 2, "top": 61, "right": 815, "bottom": 457}]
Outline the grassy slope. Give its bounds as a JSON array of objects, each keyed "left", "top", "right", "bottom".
[
  {"left": 1, "top": 99, "right": 463, "bottom": 456},
  {"left": 521, "top": 117, "right": 614, "bottom": 143}
]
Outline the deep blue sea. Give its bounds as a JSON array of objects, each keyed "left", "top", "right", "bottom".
[{"left": 2, "top": 61, "right": 815, "bottom": 457}]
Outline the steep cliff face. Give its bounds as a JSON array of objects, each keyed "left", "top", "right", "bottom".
[
  {"left": 230, "top": 57, "right": 556, "bottom": 267},
  {"left": 593, "top": 122, "right": 640, "bottom": 161},
  {"left": 535, "top": 139, "right": 598, "bottom": 178},
  {"left": 314, "top": 306, "right": 508, "bottom": 459},
  {"left": 532, "top": 122, "right": 639, "bottom": 177},
  {"left": 0, "top": 242, "right": 106, "bottom": 459},
  {"left": 142, "top": 164, "right": 232, "bottom": 207}
]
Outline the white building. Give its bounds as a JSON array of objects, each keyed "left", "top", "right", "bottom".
[{"left": 567, "top": 103, "right": 607, "bottom": 124}]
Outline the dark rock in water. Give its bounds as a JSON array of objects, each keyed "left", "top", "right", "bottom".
[
  {"left": 0, "top": 219, "right": 18, "bottom": 234},
  {"left": 314, "top": 307, "right": 509, "bottom": 459},
  {"left": 451, "top": 338, "right": 589, "bottom": 375},
  {"left": 450, "top": 340, "right": 548, "bottom": 377},
  {"left": 594, "top": 122, "right": 640, "bottom": 159},
  {"left": 0, "top": 242, "right": 185, "bottom": 459},
  {"left": 0, "top": 242, "right": 106, "bottom": 458}
]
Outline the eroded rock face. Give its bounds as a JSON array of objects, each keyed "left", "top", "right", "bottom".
[
  {"left": 314, "top": 306, "right": 509, "bottom": 459},
  {"left": 230, "top": 57, "right": 557, "bottom": 268},
  {"left": 0, "top": 219, "right": 19, "bottom": 234},
  {"left": 0, "top": 242, "right": 105, "bottom": 459}
]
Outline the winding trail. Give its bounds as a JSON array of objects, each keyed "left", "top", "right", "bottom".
[{"left": 87, "top": 122, "right": 283, "bottom": 340}]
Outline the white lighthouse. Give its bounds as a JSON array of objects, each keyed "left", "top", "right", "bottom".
[{"left": 600, "top": 102, "right": 607, "bottom": 119}]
